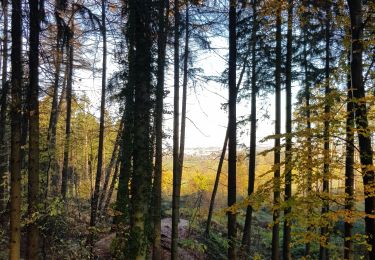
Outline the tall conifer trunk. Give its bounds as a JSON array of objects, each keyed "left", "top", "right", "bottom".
[
  {"left": 128, "top": 0, "right": 152, "bottom": 258},
  {"left": 283, "top": 1, "right": 293, "bottom": 259},
  {"left": 242, "top": 0, "right": 258, "bottom": 252},
  {"left": 0, "top": 0, "right": 8, "bottom": 213},
  {"left": 171, "top": 0, "right": 181, "bottom": 258},
  {"left": 9, "top": 0, "right": 22, "bottom": 258},
  {"left": 47, "top": 0, "right": 67, "bottom": 195},
  {"left": 27, "top": 0, "right": 41, "bottom": 258},
  {"left": 179, "top": 2, "right": 189, "bottom": 193},
  {"left": 228, "top": 0, "right": 237, "bottom": 258},
  {"left": 303, "top": 27, "right": 313, "bottom": 257},
  {"left": 347, "top": 1, "right": 375, "bottom": 258},
  {"left": 61, "top": 27, "right": 74, "bottom": 200},
  {"left": 320, "top": 2, "right": 331, "bottom": 259},
  {"left": 344, "top": 54, "right": 354, "bottom": 260},
  {"left": 115, "top": 3, "right": 135, "bottom": 224},
  {"left": 153, "top": 0, "right": 169, "bottom": 258},
  {"left": 272, "top": 1, "right": 282, "bottom": 259},
  {"left": 90, "top": 0, "right": 107, "bottom": 231}
]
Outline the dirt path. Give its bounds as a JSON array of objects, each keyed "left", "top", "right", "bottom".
[{"left": 94, "top": 218, "right": 205, "bottom": 259}]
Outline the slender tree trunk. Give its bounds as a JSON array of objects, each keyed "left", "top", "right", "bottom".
[
  {"left": 320, "top": 2, "right": 331, "bottom": 259},
  {"left": 103, "top": 157, "right": 121, "bottom": 215},
  {"left": 242, "top": 0, "right": 257, "bottom": 252},
  {"left": 228, "top": 0, "right": 237, "bottom": 259},
  {"left": 114, "top": 116, "right": 132, "bottom": 224},
  {"left": 283, "top": 1, "right": 293, "bottom": 259},
  {"left": 0, "top": 0, "right": 8, "bottom": 213},
  {"left": 205, "top": 56, "right": 246, "bottom": 236},
  {"left": 272, "top": 1, "right": 282, "bottom": 259},
  {"left": 206, "top": 128, "right": 228, "bottom": 235},
  {"left": 178, "top": 2, "right": 189, "bottom": 191},
  {"left": 171, "top": 0, "right": 181, "bottom": 258},
  {"left": 47, "top": 0, "right": 67, "bottom": 195},
  {"left": 61, "top": 29, "right": 74, "bottom": 200},
  {"left": 344, "top": 54, "right": 354, "bottom": 260},
  {"left": 49, "top": 61, "right": 68, "bottom": 195},
  {"left": 27, "top": 0, "right": 41, "bottom": 258},
  {"left": 98, "top": 119, "right": 123, "bottom": 214},
  {"left": 9, "top": 0, "right": 22, "bottom": 258},
  {"left": 20, "top": 83, "right": 28, "bottom": 171},
  {"left": 347, "top": 1, "right": 375, "bottom": 258},
  {"left": 303, "top": 28, "right": 313, "bottom": 257},
  {"left": 152, "top": 0, "right": 169, "bottom": 258},
  {"left": 90, "top": 0, "right": 107, "bottom": 231}
]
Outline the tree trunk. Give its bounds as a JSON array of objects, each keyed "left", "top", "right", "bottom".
[
  {"left": 27, "top": 0, "right": 41, "bottom": 258},
  {"left": 205, "top": 56, "right": 246, "bottom": 236},
  {"left": 61, "top": 28, "right": 74, "bottom": 200},
  {"left": 283, "top": 1, "right": 293, "bottom": 259},
  {"left": 242, "top": 0, "right": 258, "bottom": 252},
  {"left": 114, "top": 0, "right": 136, "bottom": 227},
  {"left": 171, "top": 0, "right": 181, "bottom": 258},
  {"left": 90, "top": 0, "right": 107, "bottom": 232},
  {"left": 102, "top": 156, "right": 121, "bottom": 215},
  {"left": 272, "top": 1, "right": 282, "bottom": 259},
  {"left": 344, "top": 54, "right": 354, "bottom": 260},
  {"left": 228, "top": 0, "right": 237, "bottom": 259},
  {"left": 98, "top": 119, "right": 123, "bottom": 214},
  {"left": 152, "top": 0, "right": 169, "bottom": 258},
  {"left": 47, "top": 0, "right": 66, "bottom": 195},
  {"left": 303, "top": 27, "right": 313, "bottom": 257},
  {"left": 0, "top": 0, "right": 8, "bottom": 213},
  {"left": 347, "top": 1, "right": 375, "bottom": 258},
  {"left": 320, "top": 2, "right": 331, "bottom": 259},
  {"left": 206, "top": 128, "right": 228, "bottom": 235},
  {"left": 9, "top": 0, "right": 22, "bottom": 258},
  {"left": 128, "top": 0, "right": 152, "bottom": 258},
  {"left": 178, "top": 2, "right": 189, "bottom": 194}
]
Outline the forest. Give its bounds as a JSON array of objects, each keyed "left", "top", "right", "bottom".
[{"left": 0, "top": 0, "right": 374, "bottom": 259}]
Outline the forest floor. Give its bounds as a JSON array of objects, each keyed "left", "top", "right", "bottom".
[{"left": 94, "top": 218, "right": 206, "bottom": 259}]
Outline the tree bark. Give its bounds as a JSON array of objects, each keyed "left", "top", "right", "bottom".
[
  {"left": 228, "top": 0, "right": 237, "bottom": 259},
  {"left": 61, "top": 27, "right": 74, "bottom": 200},
  {"left": 171, "top": 0, "right": 181, "bottom": 258},
  {"left": 344, "top": 54, "right": 354, "bottom": 260},
  {"left": 114, "top": 0, "right": 136, "bottom": 227},
  {"left": 128, "top": 0, "right": 152, "bottom": 258},
  {"left": 347, "top": 1, "right": 375, "bottom": 258},
  {"left": 152, "top": 0, "right": 169, "bottom": 258},
  {"left": 9, "top": 0, "right": 22, "bottom": 258},
  {"left": 98, "top": 118, "right": 123, "bottom": 214},
  {"left": 303, "top": 26, "right": 313, "bottom": 257},
  {"left": 27, "top": 0, "right": 41, "bottom": 258},
  {"left": 102, "top": 156, "right": 121, "bottom": 215},
  {"left": 0, "top": 0, "right": 8, "bottom": 213},
  {"left": 272, "top": 1, "right": 282, "bottom": 259},
  {"left": 47, "top": 0, "right": 66, "bottom": 196},
  {"left": 283, "top": 1, "right": 293, "bottom": 259},
  {"left": 242, "top": 0, "right": 258, "bottom": 252},
  {"left": 205, "top": 55, "right": 246, "bottom": 236},
  {"left": 206, "top": 128, "right": 228, "bottom": 235},
  {"left": 320, "top": 2, "right": 331, "bottom": 259},
  {"left": 90, "top": 0, "right": 107, "bottom": 232},
  {"left": 178, "top": 1, "right": 189, "bottom": 196}
]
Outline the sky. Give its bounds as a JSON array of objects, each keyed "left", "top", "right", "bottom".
[
  {"left": 163, "top": 36, "right": 286, "bottom": 149},
  {"left": 74, "top": 34, "right": 292, "bottom": 150}
]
